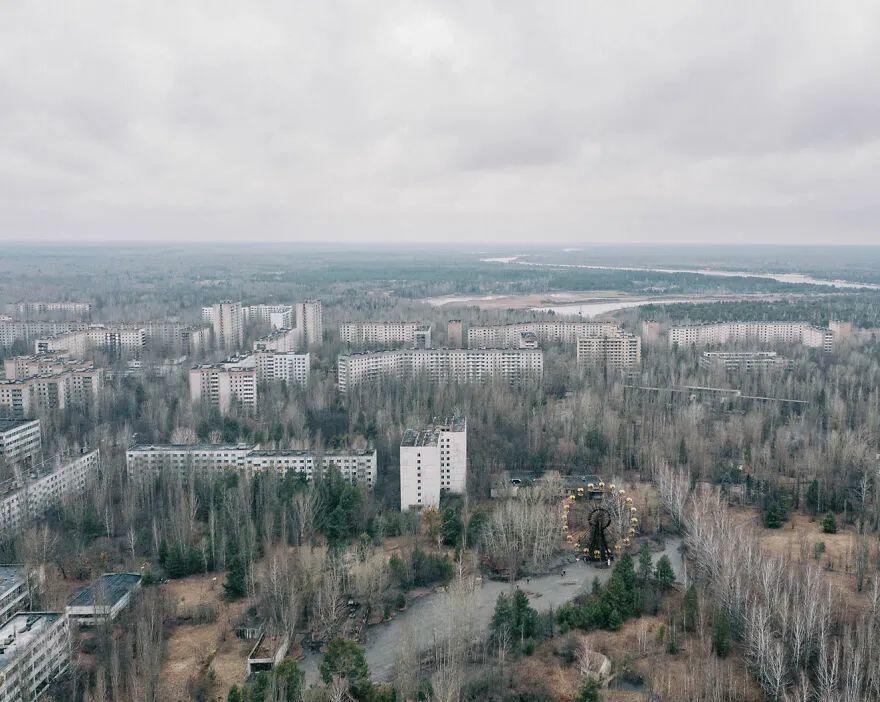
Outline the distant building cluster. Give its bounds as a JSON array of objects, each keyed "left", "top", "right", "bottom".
[
  {"left": 6, "top": 301, "right": 91, "bottom": 318},
  {"left": 126, "top": 444, "right": 376, "bottom": 488},
  {"left": 1, "top": 357, "right": 103, "bottom": 417},
  {"left": 202, "top": 299, "right": 323, "bottom": 351},
  {"left": 668, "top": 321, "right": 839, "bottom": 353},
  {"left": 337, "top": 347, "right": 544, "bottom": 392},
  {"left": 699, "top": 351, "right": 793, "bottom": 372},
  {"left": 0, "top": 320, "right": 89, "bottom": 349},
  {"left": 339, "top": 322, "right": 432, "bottom": 349},
  {"left": 189, "top": 351, "right": 310, "bottom": 412},
  {"left": 400, "top": 417, "right": 467, "bottom": 511}
]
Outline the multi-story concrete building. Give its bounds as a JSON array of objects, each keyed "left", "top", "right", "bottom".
[
  {"left": 0, "top": 450, "right": 100, "bottom": 541},
  {"left": 0, "top": 566, "right": 31, "bottom": 628},
  {"left": 699, "top": 351, "right": 792, "bottom": 372},
  {"left": 400, "top": 417, "right": 467, "bottom": 511},
  {"left": 7, "top": 302, "right": 91, "bottom": 318},
  {"left": 295, "top": 300, "right": 323, "bottom": 347},
  {"left": 337, "top": 348, "right": 544, "bottom": 392},
  {"left": 668, "top": 322, "right": 835, "bottom": 353},
  {"left": 467, "top": 321, "right": 622, "bottom": 348},
  {"left": 144, "top": 322, "right": 211, "bottom": 355},
  {"left": 202, "top": 301, "right": 245, "bottom": 351},
  {"left": 0, "top": 320, "right": 88, "bottom": 349},
  {"left": 254, "top": 328, "right": 299, "bottom": 353},
  {"left": 0, "top": 420, "right": 41, "bottom": 471},
  {"left": 0, "top": 612, "right": 70, "bottom": 701},
  {"left": 640, "top": 321, "right": 663, "bottom": 345},
  {"left": 189, "top": 363, "right": 257, "bottom": 413},
  {"left": 243, "top": 305, "right": 293, "bottom": 330},
  {"left": 66, "top": 573, "right": 142, "bottom": 626},
  {"left": 576, "top": 333, "right": 642, "bottom": 369},
  {"left": 34, "top": 326, "right": 146, "bottom": 357},
  {"left": 0, "top": 364, "right": 102, "bottom": 417},
  {"left": 339, "top": 322, "right": 432, "bottom": 349},
  {"left": 446, "top": 320, "right": 463, "bottom": 349},
  {"left": 253, "top": 351, "right": 310, "bottom": 387},
  {"left": 126, "top": 445, "right": 377, "bottom": 488}
]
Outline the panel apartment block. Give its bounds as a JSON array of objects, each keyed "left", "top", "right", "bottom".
[{"left": 400, "top": 417, "right": 467, "bottom": 511}]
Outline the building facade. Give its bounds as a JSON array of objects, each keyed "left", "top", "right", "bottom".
[
  {"left": 243, "top": 305, "right": 293, "bottom": 330},
  {"left": 253, "top": 351, "right": 310, "bottom": 386},
  {"left": 126, "top": 445, "right": 377, "bottom": 488},
  {"left": 295, "top": 301, "right": 323, "bottom": 347},
  {"left": 202, "top": 301, "right": 245, "bottom": 351},
  {"left": 467, "top": 321, "right": 622, "bottom": 348},
  {"left": 699, "top": 351, "right": 793, "bottom": 372},
  {"left": 0, "top": 566, "right": 30, "bottom": 628},
  {"left": 0, "top": 420, "right": 41, "bottom": 471},
  {"left": 254, "top": 328, "right": 299, "bottom": 353},
  {"left": 189, "top": 363, "right": 257, "bottom": 413},
  {"left": 576, "top": 333, "right": 642, "bottom": 369},
  {"left": 0, "top": 364, "right": 103, "bottom": 417},
  {"left": 0, "top": 450, "right": 100, "bottom": 541},
  {"left": 0, "top": 320, "right": 88, "bottom": 349},
  {"left": 0, "top": 612, "right": 70, "bottom": 702},
  {"left": 400, "top": 417, "right": 467, "bottom": 511},
  {"left": 446, "top": 320, "right": 463, "bottom": 349},
  {"left": 339, "top": 322, "right": 431, "bottom": 349},
  {"left": 34, "top": 326, "right": 146, "bottom": 357},
  {"left": 7, "top": 302, "right": 91, "bottom": 318},
  {"left": 668, "top": 322, "right": 835, "bottom": 353},
  {"left": 337, "top": 348, "right": 544, "bottom": 392}
]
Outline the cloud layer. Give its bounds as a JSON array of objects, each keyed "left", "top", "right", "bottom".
[{"left": 2, "top": 1, "right": 879, "bottom": 244}]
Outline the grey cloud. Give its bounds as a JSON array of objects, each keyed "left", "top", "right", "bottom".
[{"left": 0, "top": 1, "right": 879, "bottom": 244}]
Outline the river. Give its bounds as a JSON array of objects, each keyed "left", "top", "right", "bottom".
[
  {"left": 479, "top": 257, "right": 880, "bottom": 291},
  {"left": 300, "top": 537, "right": 684, "bottom": 684}
]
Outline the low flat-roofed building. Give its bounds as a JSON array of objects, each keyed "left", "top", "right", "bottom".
[
  {"left": 0, "top": 612, "right": 70, "bottom": 702},
  {"left": 0, "top": 420, "right": 41, "bottom": 471},
  {"left": 66, "top": 573, "right": 142, "bottom": 626},
  {"left": 0, "top": 566, "right": 30, "bottom": 628}
]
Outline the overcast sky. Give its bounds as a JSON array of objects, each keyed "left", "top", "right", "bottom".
[{"left": 2, "top": 2, "right": 879, "bottom": 245}]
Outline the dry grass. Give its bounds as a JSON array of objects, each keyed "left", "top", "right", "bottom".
[
  {"left": 159, "top": 572, "right": 251, "bottom": 701},
  {"left": 731, "top": 507, "right": 879, "bottom": 609}
]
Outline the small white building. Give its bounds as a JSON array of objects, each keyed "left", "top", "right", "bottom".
[
  {"left": 0, "top": 612, "right": 70, "bottom": 702},
  {"left": 66, "top": 573, "right": 142, "bottom": 626},
  {"left": 400, "top": 417, "right": 467, "bottom": 511}
]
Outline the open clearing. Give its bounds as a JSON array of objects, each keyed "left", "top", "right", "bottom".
[{"left": 160, "top": 572, "right": 251, "bottom": 701}]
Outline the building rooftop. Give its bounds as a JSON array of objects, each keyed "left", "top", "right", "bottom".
[
  {"left": 0, "top": 613, "right": 62, "bottom": 669},
  {"left": 247, "top": 448, "right": 376, "bottom": 457},
  {"left": 68, "top": 573, "right": 141, "bottom": 609},
  {"left": 401, "top": 416, "right": 466, "bottom": 447},
  {"left": 129, "top": 444, "right": 253, "bottom": 453}
]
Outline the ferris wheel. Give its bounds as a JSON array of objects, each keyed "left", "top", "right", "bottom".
[{"left": 563, "top": 480, "right": 639, "bottom": 562}]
